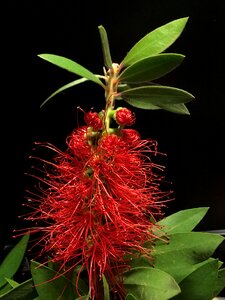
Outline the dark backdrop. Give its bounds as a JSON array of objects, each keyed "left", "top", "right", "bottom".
[{"left": 1, "top": 0, "right": 225, "bottom": 254}]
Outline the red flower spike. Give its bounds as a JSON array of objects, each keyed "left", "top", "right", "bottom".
[
  {"left": 84, "top": 111, "right": 103, "bottom": 131},
  {"left": 115, "top": 108, "right": 135, "bottom": 126},
  {"left": 22, "top": 126, "right": 172, "bottom": 299}
]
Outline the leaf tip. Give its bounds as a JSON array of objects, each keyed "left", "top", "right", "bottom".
[
  {"left": 37, "top": 53, "right": 48, "bottom": 61},
  {"left": 37, "top": 53, "right": 44, "bottom": 58},
  {"left": 179, "top": 16, "right": 189, "bottom": 25}
]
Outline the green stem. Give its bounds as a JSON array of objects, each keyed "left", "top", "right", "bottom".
[{"left": 104, "top": 64, "right": 120, "bottom": 133}]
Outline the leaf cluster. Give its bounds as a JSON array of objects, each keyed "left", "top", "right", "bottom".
[
  {"left": 39, "top": 18, "right": 194, "bottom": 115},
  {"left": 0, "top": 208, "right": 224, "bottom": 299}
]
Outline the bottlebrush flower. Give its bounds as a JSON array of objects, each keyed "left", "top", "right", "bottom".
[
  {"left": 12, "top": 18, "right": 204, "bottom": 300},
  {"left": 121, "top": 128, "right": 141, "bottom": 145},
  {"left": 84, "top": 111, "right": 103, "bottom": 131},
  {"left": 22, "top": 115, "right": 172, "bottom": 299},
  {"left": 115, "top": 108, "right": 135, "bottom": 126}
]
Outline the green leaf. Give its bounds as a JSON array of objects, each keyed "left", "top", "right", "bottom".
[
  {"left": 125, "top": 293, "right": 137, "bottom": 300},
  {"left": 31, "top": 261, "right": 88, "bottom": 300},
  {"left": 127, "top": 102, "right": 190, "bottom": 115},
  {"left": 117, "top": 83, "right": 131, "bottom": 94},
  {"left": 213, "top": 268, "right": 225, "bottom": 297},
  {"left": 0, "top": 235, "right": 29, "bottom": 288},
  {"left": 0, "top": 278, "right": 37, "bottom": 300},
  {"left": 120, "top": 86, "right": 195, "bottom": 109},
  {"left": 128, "top": 255, "right": 152, "bottom": 269},
  {"left": 4, "top": 278, "right": 19, "bottom": 288},
  {"left": 38, "top": 54, "right": 105, "bottom": 88},
  {"left": 153, "top": 232, "right": 224, "bottom": 283},
  {"left": 117, "top": 84, "right": 190, "bottom": 114},
  {"left": 123, "top": 267, "right": 181, "bottom": 300},
  {"left": 98, "top": 25, "right": 113, "bottom": 68},
  {"left": 71, "top": 267, "right": 89, "bottom": 297},
  {"left": 31, "top": 261, "right": 75, "bottom": 300},
  {"left": 157, "top": 207, "right": 209, "bottom": 234},
  {"left": 47, "top": 258, "right": 61, "bottom": 272},
  {"left": 159, "top": 103, "right": 190, "bottom": 115},
  {"left": 172, "top": 259, "right": 219, "bottom": 300},
  {"left": 40, "top": 77, "right": 89, "bottom": 108},
  {"left": 121, "top": 17, "right": 189, "bottom": 66},
  {"left": 119, "top": 54, "right": 185, "bottom": 83},
  {"left": 0, "top": 284, "right": 12, "bottom": 296},
  {"left": 102, "top": 275, "right": 110, "bottom": 300}
]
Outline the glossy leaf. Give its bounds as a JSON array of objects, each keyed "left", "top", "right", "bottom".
[
  {"left": 40, "top": 78, "right": 89, "bottom": 108},
  {"left": 117, "top": 83, "right": 131, "bottom": 94},
  {"left": 0, "top": 278, "right": 37, "bottom": 300},
  {"left": 98, "top": 25, "right": 113, "bottom": 67},
  {"left": 121, "top": 17, "right": 189, "bottom": 66},
  {"left": 125, "top": 294, "right": 137, "bottom": 300},
  {"left": 128, "top": 255, "right": 152, "bottom": 269},
  {"left": 38, "top": 54, "right": 105, "bottom": 88},
  {"left": 0, "top": 284, "right": 12, "bottom": 296},
  {"left": 31, "top": 261, "right": 79, "bottom": 300},
  {"left": 159, "top": 103, "right": 190, "bottom": 115},
  {"left": 128, "top": 102, "right": 190, "bottom": 115},
  {"left": 119, "top": 54, "right": 185, "bottom": 83},
  {"left": 120, "top": 86, "right": 195, "bottom": 110},
  {"left": 117, "top": 85, "right": 190, "bottom": 114},
  {"left": 47, "top": 258, "right": 61, "bottom": 272},
  {"left": 4, "top": 278, "right": 19, "bottom": 288},
  {"left": 213, "top": 268, "right": 225, "bottom": 297},
  {"left": 71, "top": 267, "right": 89, "bottom": 297},
  {"left": 123, "top": 267, "right": 181, "bottom": 300},
  {"left": 172, "top": 259, "right": 219, "bottom": 300},
  {"left": 102, "top": 275, "right": 110, "bottom": 300},
  {"left": 152, "top": 232, "right": 224, "bottom": 283},
  {"left": 157, "top": 207, "right": 209, "bottom": 234},
  {"left": 0, "top": 235, "right": 29, "bottom": 288}
]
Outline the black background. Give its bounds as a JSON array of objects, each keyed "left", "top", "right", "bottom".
[{"left": 1, "top": 0, "right": 225, "bottom": 273}]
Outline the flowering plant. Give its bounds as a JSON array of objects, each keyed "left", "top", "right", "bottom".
[{"left": 0, "top": 17, "right": 225, "bottom": 300}]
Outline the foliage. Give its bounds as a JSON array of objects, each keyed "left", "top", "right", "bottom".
[
  {"left": 39, "top": 17, "right": 194, "bottom": 114},
  {"left": 0, "top": 208, "right": 224, "bottom": 299}
]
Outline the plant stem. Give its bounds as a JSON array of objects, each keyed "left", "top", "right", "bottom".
[{"left": 104, "top": 64, "right": 120, "bottom": 133}]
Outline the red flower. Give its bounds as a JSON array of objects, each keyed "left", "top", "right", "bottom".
[
  {"left": 121, "top": 128, "right": 141, "bottom": 146},
  {"left": 22, "top": 123, "right": 171, "bottom": 299},
  {"left": 115, "top": 108, "right": 135, "bottom": 126},
  {"left": 66, "top": 126, "right": 91, "bottom": 158},
  {"left": 84, "top": 111, "right": 103, "bottom": 131}
]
